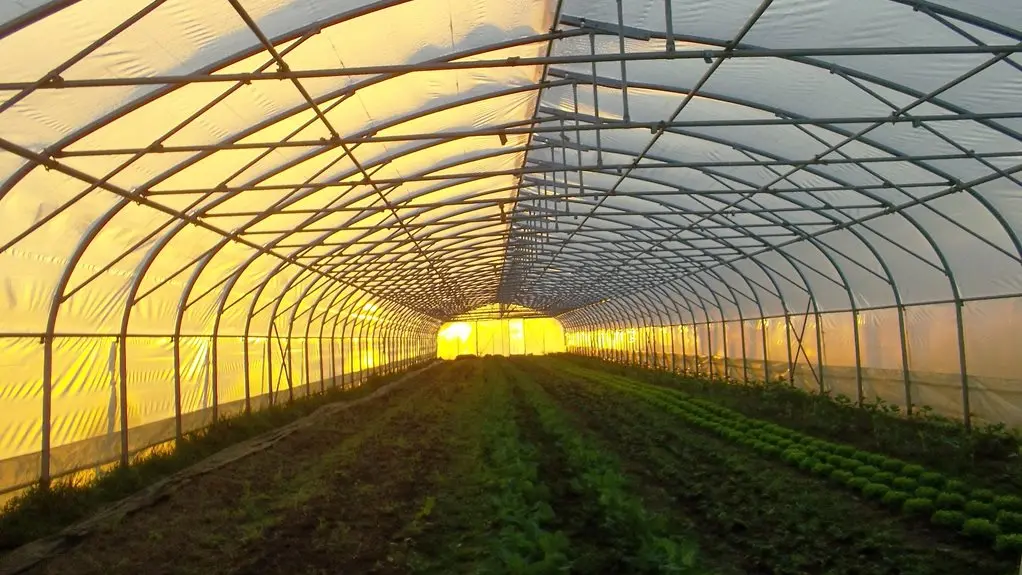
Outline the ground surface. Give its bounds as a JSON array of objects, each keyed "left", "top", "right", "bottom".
[{"left": 14, "top": 357, "right": 1017, "bottom": 574}]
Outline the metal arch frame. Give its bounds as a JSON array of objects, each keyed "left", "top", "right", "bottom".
[
  {"left": 18, "top": 19, "right": 1013, "bottom": 332},
  {"left": 520, "top": 79, "right": 1018, "bottom": 291},
  {"left": 1, "top": 0, "right": 1019, "bottom": 488}
]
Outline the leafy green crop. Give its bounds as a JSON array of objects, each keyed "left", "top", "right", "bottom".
[
  {"left": 862, "top": 482, "right": 890, "bottom": 499},
  {"left": 892, "top": 477, "right": 918, "bottom": 492},
  {"left": 995, "top": 510, "right": 1022, "bottom": 532},
  {"left": 871, "top": 471, "right": 896, "bottom": 485},
  {"left": 830, "top": 469, "right": 853, "bottom": 484},
  {"left": 994, "top": 495, "right": 1022, "bottom": 512},
  {"left": 936, "top": 492, "right": 967, "bottom": 510},
  {"left": 961, "top": 518, "right": 999, "bottom": 541},
  {"left": 995, "top": 533, "right": 1022, "bottom": 554},
  {"left": 932, "top": 509, "right": 968, "bottom": 529},
  {"left": 881, "top": 490, "right": 910, "bottom": 508},
  {"left": 915, "top": 486, "right": 940, "bottom": 500},
  {"left": 964, "top": 500, "right": 997, "bottom": 519},
  {"left": 903, "top": 498, "right": 935, "bottom": 516},
  {"left": 812, "top": 463, "right": 835, "bottom": 477},
  {"left": 901, "top": 464, "right": 925, "bottom": 477},
  {"left": 970, "top": 488, "right": 995, "bottom": 502},
  {"left": 918, "top": 471, "right": 946, "bottom": 488},
  {"left": 854, "top": 465, "right": 880, "bottom": 477}
]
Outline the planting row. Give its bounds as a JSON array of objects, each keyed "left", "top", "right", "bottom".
[
  {"left": 581, "top": 367, "right": 1022, "bottom": 554},
  {"left": 510, "top": 365, "right": 703, "bottom": 573}
]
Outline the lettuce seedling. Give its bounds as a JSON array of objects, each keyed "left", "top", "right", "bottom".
[
  {"left": 900, "top": 464, "right": 925, "bottom": 477},
  {"left": 855, "top": 465, "right": 880, "bottom": 478},
  {"left": 862, "top": 482, "right": 889, "bottom": 500},
  {"left": 964, "top": 500, "right": 997, "bottom": 519},
  {"left": 995, "top": 510, "right": 1022, "bottom": 532},
  {"left": 870, "top": 472, "right": 896, "bottom": 485},
  {"left": 970, "top": 489, "right": 995, "bottom": 502},
  {"left": 918, "top": 472, "right": 946, "bottom": 488},
  {"left": 995, "top": 534, "right": 1022, "bottom": 554},
  {"left": 830, "top": 469, "right": 853, "bottom": 483},
  {"left": 847, "top": 476, "right": 869, "bottom": 490},
  {"left": 961, "top": 518, "right": 999, "bottom": 541},
  {"left": 931, "top": 509, "right": 968, "bottom": 529},
  {"left": 915, "top": 486, "right": 940, "bottom": 500},
  {"left": 944, "top": 479, "right": 968, "bottom": 493},
  {"left": 995, "top": 495, "right": 1022, "bottom": 513},
  {"left": 935, "top": 492, "right": 967, "bottom": 510},
  {"left": 892, "top": 477, "right": 918, "bottom": 492},
  {"left": 882, "top": 490, "right": 910, "bottom": 508},
  {"left": 902, "top": 498, "right": 935, "bottom": 516}
]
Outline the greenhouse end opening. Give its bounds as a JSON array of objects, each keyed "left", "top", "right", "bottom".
[
  {"left": 0, "top": 0, "right": 1021, "bottom": 572},
  {"left": 436, "top": 305, "right": 565, "bottom": 359}
]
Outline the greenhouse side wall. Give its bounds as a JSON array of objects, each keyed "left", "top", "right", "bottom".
[
  {"left": 0, "top": 330, "right": 437, "bottom": 505},
  {"left": 564, "top": 296, "right": 1022, "bottom": 430}
]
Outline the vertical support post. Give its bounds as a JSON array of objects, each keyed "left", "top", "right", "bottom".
[
  {"left": 784, "top": 313, "right": 794, "bottom": 386},
  {"left": 680, "top": 325, "right": 688, "bottom": 374},
  {"left": 118, "top": 335, "right": 129, "bottom": 466},
  {"left": 589, "top": 32, "right": 603, "bottom": 167},
  {"left": 897, "top": 305, "right": 912, "bottom": 415},
  {"left": 852, "top": 309, "right": 864, "bottom": 405},
  {"left": 243, "top": 336, "right": 252, "bottom": 414},
  {"left": 955, "top": 300, "right": 972, "bottom": 429},
  {"left": 616, "top": 0, "right": 630, "bottom": 122},
  {"left": 739, "top": 318, "right": 749, "bottom": 383},
  {"left": 664, "top": 0, "right": 675, "bottom": 52},
  {"left": 814, "top": 312, "right": 825, "bottom": 393},
  {"left": 172, "top": 334, "right": 183, "bottom": 442},
  {"left": 721, "top": 321, "right": 729, "bottom": 380},
  {"left": 211, "top": 335, "right": 219, "bottom": 421},
  {"left": 42, "top": 336, "right": 52, "bottom": 486},
  {"left": 761, "top": 318, "right": 770, "bottom": 383}
]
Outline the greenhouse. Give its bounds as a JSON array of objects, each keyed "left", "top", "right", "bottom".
[{"left": 0, "top": 0, "right": 1021, "bottom": 573}]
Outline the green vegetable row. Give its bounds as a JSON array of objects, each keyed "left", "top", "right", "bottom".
[
  {"left": 476, "top": 367, "right": 571, "bottom": 572},
  {"left": 591, "top": 373, "right": 1022, "bottom": 554},
  {"left": 512, "top": 370, "right": 704, "bottom": 573}
]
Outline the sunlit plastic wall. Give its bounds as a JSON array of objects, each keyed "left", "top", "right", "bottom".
[
  {"left": 437, "top": 317, "right": 565, "bottom": 360},
  {"left": 0, "top": 298, "right": 438, "bottom": 504},
  {"left": 564, "top": 297, "right": 1022, "bottom": 429}
]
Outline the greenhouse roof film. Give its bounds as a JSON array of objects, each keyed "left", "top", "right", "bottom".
[{"left": 0, "top": 0, "right": 1020, "bottom": 495}]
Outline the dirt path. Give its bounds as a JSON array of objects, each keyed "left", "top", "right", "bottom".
[{"left": 32, "top": 361, "right": 474, "bottom": 575}]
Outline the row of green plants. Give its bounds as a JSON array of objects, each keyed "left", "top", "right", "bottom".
[
  {"left": 556, "top": 354, "right": 1021, "bottom": 492},
  {"left": 511, "top": 367, "right": 703, "bottom": 573},
  {"left": 579, "top": 367, "right": 1022, "bottom": 555},
  {"left": 472, "top": 364, "right": 571, "bottom": 572}
]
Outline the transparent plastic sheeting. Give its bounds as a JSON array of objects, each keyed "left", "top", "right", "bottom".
[
  {"left": 436, "top": 317, "right": 565, "bottom": 360},
  {"left": 0, "top": 0, "right": 1020, "bottom": 500},
  {"left": 565, "top": 297, "right": 1022, "bottom": 428}
]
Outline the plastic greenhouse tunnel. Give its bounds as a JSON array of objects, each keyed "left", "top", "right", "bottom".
[{"left": 0, "top": 0, "right": 1021, "bottom": 573}]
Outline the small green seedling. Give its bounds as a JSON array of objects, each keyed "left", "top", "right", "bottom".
[
  {"left": 862, "top": 482, "right": 890, "bottom": 500},
  {"left": 935, "top": 492, "right": 967, "bottom": 510},
  {"left": 902, "top": 498, "right": 934, "bottom": 516},
  {"left": 892, "top": 477, "right": 918, "bottom": 492},
  {"left": 871, "top": 472, "right": 896, "bottom": 485},
  {"left": 993, "top": 495, "right": 1022, "bottom": 512},
  {"left": 994, "top": 533, "right": 1022, "bottom": 554},
  {"left": 961, "top": 518, "right": 999, "bottom": 541},
  {"left": 931, "top": 509, "right": 967, "bottom": 529},
  {"left": 995, "top": 510, "right": 1022, "bottom": 532},
  {"left": 900, "top": 464, "right": 925, "bottom": 477},
  {"left": 964, "top": 500, "right": 997, "bottom": 519},
  {"left": 917, "top": 472, "right": 945, "bottom": 488},
  {"left": 882, "top": 490, "right": 910, "bottom": 508}
]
